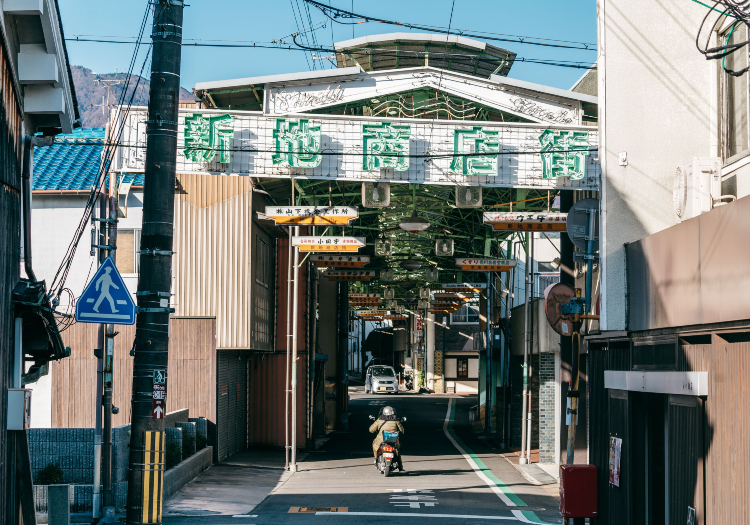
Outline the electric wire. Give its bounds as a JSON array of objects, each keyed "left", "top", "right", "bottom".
[
  {"left": 302, "top": 0, "right": 597, "bottom": 51},
  {"left": 695, "top": 0, "right": 750, "bottom": 75},
  {"left": 48, "top": 1, "right": 156, "bottom": 311}
]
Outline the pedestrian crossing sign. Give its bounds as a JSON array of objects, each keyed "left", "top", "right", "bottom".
[{"left": 75, "top": 256, "right": 136, "bottom": 325}]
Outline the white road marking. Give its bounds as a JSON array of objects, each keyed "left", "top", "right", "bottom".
[
  {"left": 443, "top": 398, "right": 516, "bottom": 507},
  {"left": 315, "top": 511, "right": 518, "bottom": 520}
]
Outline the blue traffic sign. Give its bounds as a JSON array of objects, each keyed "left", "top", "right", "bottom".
[{"left": 75, "top": 257, "right": 136, "bottom": 325}]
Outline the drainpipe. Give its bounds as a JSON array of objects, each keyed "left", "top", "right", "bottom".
[{"left": 21, "top": 136, "right": 52, "bottom": 281}]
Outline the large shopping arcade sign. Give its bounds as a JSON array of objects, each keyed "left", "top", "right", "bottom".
[{"left": 115, "top": 109, "right": 600, "bottom": 189}]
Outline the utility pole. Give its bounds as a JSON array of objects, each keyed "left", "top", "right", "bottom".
[
  {"left": 519, "top": 232, "right": 532, "bottom": 465},
  {"left": 126, "top": 2, "right": 183, "bottom": 524},
  {"left": 92, "top": 189, "right": 107, "bottom": 521},
  {"left": 290, "top": 225, "right": 300, "bottom": 473}
]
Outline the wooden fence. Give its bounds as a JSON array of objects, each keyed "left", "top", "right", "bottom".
[{"left": 50, "top": 317, "right": 216, "bottom": 428}]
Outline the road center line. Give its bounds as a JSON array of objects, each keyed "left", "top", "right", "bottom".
[
  {"left": 442, "top": 398, "right": 559, "bottom": 525},
  {"left": 315, "top": 511, "right": 519, "bottom": 520}
]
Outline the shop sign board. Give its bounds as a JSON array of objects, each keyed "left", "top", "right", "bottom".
[
  {"left": 312, "top": 254, "right": 370, "bottom": 267},
  {"left": 115, "top": 109, "right": 600, "bottom": 190},
  {"left": 441, "top": 283, "right": 487, "bottom": 292},
  {"left": 265, "top": 206, "right": 358, "bottom": 225},
  {"left": 325, "top": 270, "right": 375, "bottom": 281},
  {"left": 455, "top": 258, "right": 516, "bottom": 271},
  {"left": 292, "top": 236, "right": 366, "bottom": 252},
  {"left": 484, "top": 211, "right": 568, "bottom": 231},
  {"left": 348, "top": 293, "right": 381, "bottom": 302}
]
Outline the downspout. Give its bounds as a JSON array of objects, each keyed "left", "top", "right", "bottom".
[{"left": 597, "top": 0, "right": 608, "bottom": 330}]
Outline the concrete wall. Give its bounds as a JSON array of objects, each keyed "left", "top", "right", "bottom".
[
  {"left": 599, "top": 0, "right": 713, "bottom": 330},
  {"left": 29, "top": 191, "right": 144, "bottom": 427}
]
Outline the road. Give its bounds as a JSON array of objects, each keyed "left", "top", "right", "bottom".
[{"left": 164, "top": 390, "right": 562, "bottom": 524}]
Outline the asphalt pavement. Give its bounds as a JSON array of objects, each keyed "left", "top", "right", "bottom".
[{"left": 163, "top": 389, "right": 562, "bottom": 524}]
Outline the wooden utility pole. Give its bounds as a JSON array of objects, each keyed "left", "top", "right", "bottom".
[{"left": 126, "top": 1, "right": 183, "bottom": 523}]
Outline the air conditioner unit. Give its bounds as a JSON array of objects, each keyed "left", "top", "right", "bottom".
[
  {"left": 435, "top": 239, "right": 454, "bottom": 256},
  {"left": 362, "top": 182, "right": 390, "bottom": 208},
  {"left": 455, "top": 185, "right": 482, "bottom": 208},
  {"left": 380, "top": 269, "right": 395, "bottom": 281},
  {"left": 672, "top": 157, "right": 721, "bottom": 221},
  {"left": 425, "top": 267, "right": 439, "bottom": 281},
  {"left": 375, "top": 239, "right": 393, "bottom": 256}
]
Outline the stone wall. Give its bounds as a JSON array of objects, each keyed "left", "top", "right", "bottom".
[{"left": 538, "top": 352, "right": 556, "bottom": 463}]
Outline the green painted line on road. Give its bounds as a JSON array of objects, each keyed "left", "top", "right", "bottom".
[{"left": 444, "top": 399, "right": 559, "bottom": 525}]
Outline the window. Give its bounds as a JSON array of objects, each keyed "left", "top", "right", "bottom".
[
  {"left": 457, "top": 359, "right": 469, "bottom": 378},
  {"left": 723, "top": 23, "right": 749, "bottom": 160},
  {"left": 451, "top": 299, "right": 479, "bottom": 324},
  {"left": 255, "top": 236, "right": 271, "bottom": 287},
  {"left": 116, "top": 229, "right": 141, "bottom": 275}
]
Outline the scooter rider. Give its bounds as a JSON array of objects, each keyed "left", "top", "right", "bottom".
[{"left": 369, "top": 406, "right": 405, "bottom": 471}]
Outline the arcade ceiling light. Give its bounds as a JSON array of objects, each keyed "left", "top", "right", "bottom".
[{"left": 399, "top": 211, "right": 430, "bottom": 233}]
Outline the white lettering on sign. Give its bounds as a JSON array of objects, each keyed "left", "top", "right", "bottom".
[{"left": 272, "top": 85, "right": 344, "bottom": 112}]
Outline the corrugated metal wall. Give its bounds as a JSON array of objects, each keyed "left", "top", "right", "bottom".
[
  {"left": 590, "top": 337, "right": 750, "bottom": 524},
  {"left": 217, "top": 350, "right": 248, "bottom": 462},
  {"left": 173, "top": 173, "right": 254, "bottom": 349},
  {"left": 247, "top": 353, "right": 307, "bottom": 448},
  {"left": 51, "top": 317, "right": 216, "bottom": 428}
]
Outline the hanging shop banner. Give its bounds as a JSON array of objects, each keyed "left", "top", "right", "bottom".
[
  {"left": 358, "top": 309, "right": 389, "bottom": 317},
  {"left": 325, "top": 270, "right": 375, "bottom": 281},
  {"left": 441, "top": 283, "right": 487, "bottom": 292},
  {"left": 115, "top": 109, "right": 600, "bottom": 190},
  {"left": 348, "top": 293, "right": 381, "bottom": 302},
  {"left": 265, "top": 206, "right": 358, "bottom": 225},
  {"left": 433, "top": 293, "right": 472, "bottom": 302},
  {"left": 312, "top": 254, "right": 370, "bottom": 267},
  {"left": 415, "top": 314, "right": 423, "bottom": 333},
  {"left": 292, "top": 236, "right": 366, "bottom": 252},
  {"left": 484, "top": 211, "right": 568, "bottom": 231},
  {"left": 455, "top": 258, "right": 517, "bottom": 271}
]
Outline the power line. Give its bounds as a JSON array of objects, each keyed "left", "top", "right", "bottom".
[{"left": 302, "top": 0, "right": 597, "bottom": 51}]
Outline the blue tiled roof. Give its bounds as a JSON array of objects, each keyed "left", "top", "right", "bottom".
[{"left": 33, "top": 128, "right": 145, "bottom": 190}]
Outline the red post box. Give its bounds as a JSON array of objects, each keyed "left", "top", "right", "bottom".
[{"left": 559, "top": 464, "right": 598, "bottom": 518}]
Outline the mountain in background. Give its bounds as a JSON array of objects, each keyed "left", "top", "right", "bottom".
[{"left": 72, "top": 65, "right": 193, "bottom": 128}]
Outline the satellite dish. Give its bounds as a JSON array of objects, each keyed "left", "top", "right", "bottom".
[
  {"left": 566, "top": 198, "right": 600, "bottom": 252},
  {"left": 544, "top": 282, "right": 577, "bottom": 337}
]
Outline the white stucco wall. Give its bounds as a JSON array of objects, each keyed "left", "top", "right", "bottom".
[
  {"left": 27, "top": 190, "right": 144, "bottom": 427},
  {"left": 599, "top": 0, "right": 713, "bottom": 330}
]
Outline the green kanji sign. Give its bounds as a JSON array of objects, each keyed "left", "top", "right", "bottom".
[
  {"left": 450, "top": 126, "right": 500, "bottom": 176},
  {"left": 538, "top": 129, "right": 590, "bottom": 180},
  {"left": 272, "top": 118, "right": 322, "bottom": 168},
  {"left": 362, "top": 122, "right": 411, "bottom": 172},
  {"left": 183, "top": 113, "right": 235, "bottom": 164}
]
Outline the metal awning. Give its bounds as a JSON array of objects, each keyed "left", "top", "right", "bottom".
[{"left": 604, "top": 371, "right": 708, "bottom": 396}]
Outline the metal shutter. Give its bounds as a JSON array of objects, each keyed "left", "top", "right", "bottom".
[{"left": 217, "top": 351, "right": 248, "bottom": 462}]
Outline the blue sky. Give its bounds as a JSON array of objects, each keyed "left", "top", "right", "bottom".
[{"left": 60, "top": 0, "right": 597, "bottom": 91}]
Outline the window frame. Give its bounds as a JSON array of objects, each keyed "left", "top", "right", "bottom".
[
  {"left": 721, "top": 22, "right": 750, "bottom": 164},
  {"left": 115, "top": 228, "right": 141, "bottom": 276},
  {"left": 450, "top": 299, "right": 480, "bottom": 325},
  {"left": 457, "top": 358, "right": 469, "bottom": 378}
]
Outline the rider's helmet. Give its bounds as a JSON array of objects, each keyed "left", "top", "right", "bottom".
[{"left": 381, "top": 406, "right": 396, "bottom": 417}]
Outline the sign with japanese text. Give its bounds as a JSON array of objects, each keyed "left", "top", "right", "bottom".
[
  {"left": 312, "top": 254, "right": 369, "bottom": 267},
  {"left": 115, "top": 109, "right": 600, "bottom": 190},
  {"left": 292, "top": 236, "right": 366, "bottom": 252},
  {"left": 484, "top": 211, "right": 568, "bottom": 231},
  {"left": 433, "top": 293, "right": 472, "bottom": 302},
  {"left": 324, "top": 270, "right": 375, "bottom": 281},
  {"left": 455, "top": 258, "right": 517, "bottom": 271},
  {"left": 265, "top": 206, "right": 358, "bottom": 225},
  {"left": 152, "top": 370, "right": 167, "bottom": 420},
  {"left": 441, "top": 283, "right": 487, "bottom": 292},
  {"left": 357, "top": 309, "right": 389, "bottom": 317},
  {"left": 348, "top": 293, "right": 381, "bottom": 303}
]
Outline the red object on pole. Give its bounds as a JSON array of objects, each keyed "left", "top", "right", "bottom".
[{"left": 559, "top": 464, "right": 598, "bottom": 518}]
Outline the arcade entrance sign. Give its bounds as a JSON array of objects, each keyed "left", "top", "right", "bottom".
[{"left": 115, "top": 109, "right": 600, "bottom": 190}]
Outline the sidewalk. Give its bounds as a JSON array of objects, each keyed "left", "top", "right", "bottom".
[
  {"left": 163, "top": 448, "right": 292, "bottom": 518},
  {"left": 499, "top": 447, "right": 560, "bottom": 499}
]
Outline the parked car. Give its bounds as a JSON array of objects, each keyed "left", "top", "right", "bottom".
[{"left": 365, "top": 365, "right": 398, "bottom": 394}]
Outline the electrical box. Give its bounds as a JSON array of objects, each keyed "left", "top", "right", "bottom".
[
  {"left": 559, "top": 464, "right": 598, "bottom": 518},
  {"left": 7, "top": 389, "right": 32, "bottom": 430}
]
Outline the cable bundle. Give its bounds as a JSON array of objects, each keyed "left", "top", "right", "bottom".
[{"left": 696, "top": 1, "right": 750, "bottom": 75}]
